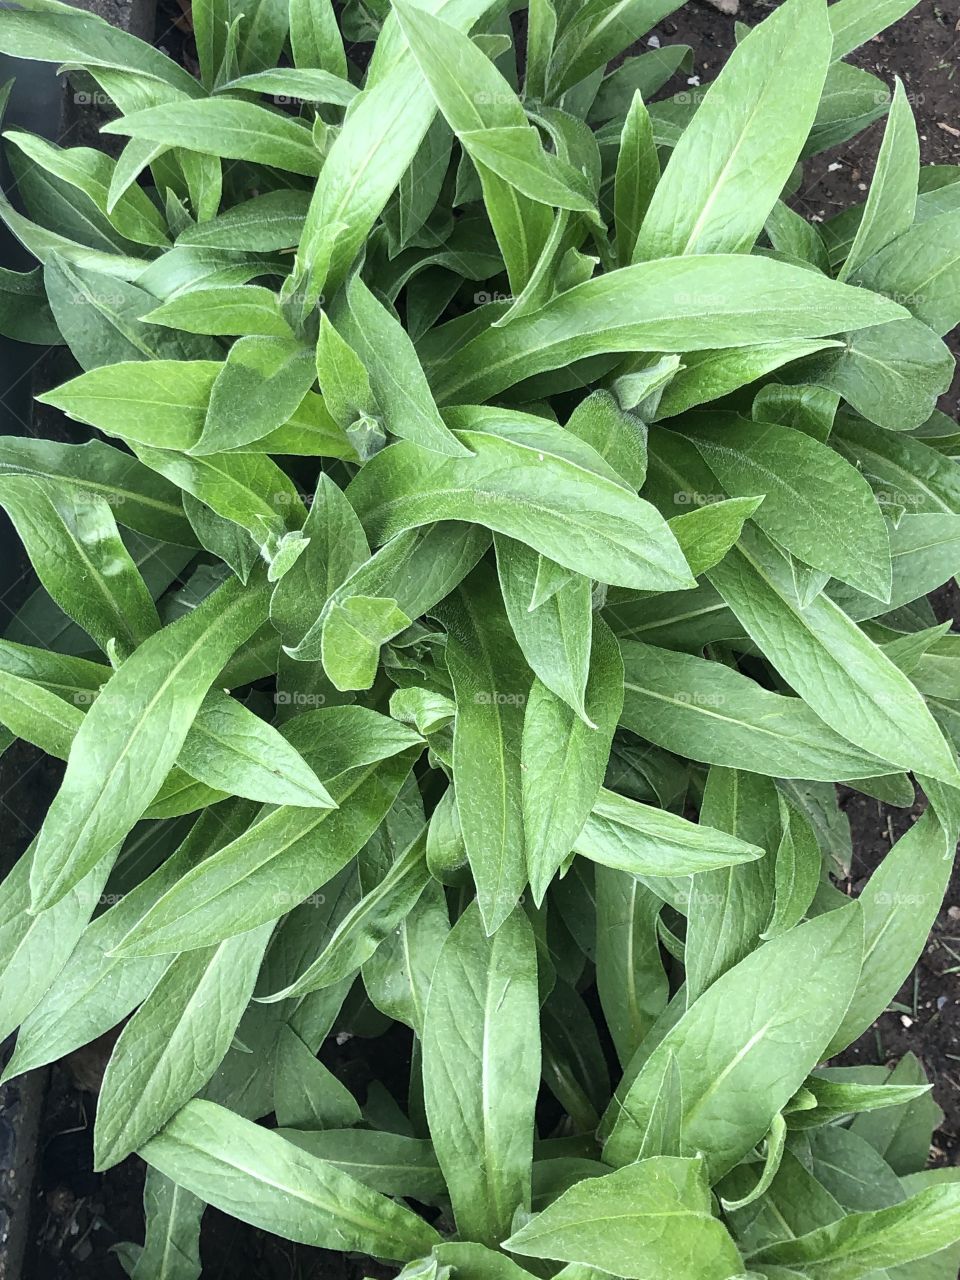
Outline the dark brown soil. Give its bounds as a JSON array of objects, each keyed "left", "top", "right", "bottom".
[
  {"left": 23, "top": 1051, "right": 401, "bottom": 1280},
  {"left": 28, "top": 1067, "right": 387, "bottom": 1280}
]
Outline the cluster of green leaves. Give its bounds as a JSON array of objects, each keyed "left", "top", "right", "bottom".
[{"left": 1, "top": 0, "right": 960, "bottom": 1275}]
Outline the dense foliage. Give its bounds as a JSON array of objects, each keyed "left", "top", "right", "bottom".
[{"left": 1, "top": 0, "right": 960, "bottom": 1274}]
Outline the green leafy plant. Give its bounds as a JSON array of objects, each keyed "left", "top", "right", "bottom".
[{"left": 1, "top": 0, "right": 960, "bottom": 1275}]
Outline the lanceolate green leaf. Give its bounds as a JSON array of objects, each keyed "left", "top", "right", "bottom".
[
  {"left": 680, "top": 416, "right": 892, "bottom": 599},
  {"left": 797, "top": 1066, "right": 934, "bottom": 1132},
  {"left": 393, "top": 1, "right": 553, "bottom": 294},
  {"left": 504, "top": 1157, "right": 744, "bottom": 1280},
  {"left": 362, "top": 874, "right": 450, "bottom": 1037},
  {"left": 38, "top": 360, "right": 221, "bottom": 451},
  {"left": 218, "top": 67, "right": 356, "bottom": 105},
  {"left": 0, "top": 640, "right": 106, "bottom": 703},
  {"left": 130, "top": 1167, "right": 203, "bottom": 1280},
  {"left": 0, "top": 667, "right": 85, "bottom": 759},
  {"left": 524, "top": 0, "right": 556, "bottom": 99},
  {"left": 632, "top": 0, "right": 831, "bottom": 259},
  {"left": 0, "top": 263, "right": 61, "bottom": 344},
  {"left": 828, "top": 0, "right": 917, "bottom": 59},
  {"left": 314, "top": 310, "right": 378, "bottom": 431},
  {"left": 763, "top": 795, "right": 821, "bottom": 940},
  {"left": 389, "top": 113, "right": 454, "bottom": 253},
  {"left": 805, "top": 1122, "right": 908, "bottom": 1212},
  {"left": 279, "top": 1128, "right": 443, "bottom": 1203},
  {"left": 179, "top": 693, "right": 335, "bottom": 809},
  {"left": 803, "top": 60, "right": 889, "bottom": 158},
  {"left": 176, "top": 191, "right": 309, "bottom": 252},
  {"left": 193, "top": 0, "right": 229, "bottom": 86},
  {"left": 143, "top": 285, "right": 295, "bottom": 339},
  {"left": 565, "top": 390, "right": 648, "bottom": 490},
  {"left": 496, "top": 535, "right": 593, "bottom": 722},
  {"left": 796, "top": 317, "right": 953, "bottom": 432},
  {"left": 333, "top": 275, "right": 469, "bottom": 457},
  {"left": 273, "top": 1023, "right": 361, "bottom": 1129},
  {"left": 129, "top": 445, "right": 301, "bottom": 551},
  {"left": 0, "top": 838, "right": 114, "bottom": 1044},
  {"left": 1, "top": 804, "right": 256, "bottom": 1081},
  {"left": 825, "top": 808, "right": 952, "bottom": 1055},
  {"left": 574, "top": 786, "right": 764, "bottom": 878},
  {"left": 838, "top": 78, "right": 918, "bottom": 280},
  {"left": 0, "top": 660, "right": 328, "bottom": 811},
  {"left": 523, "top": 618, "right": 624, "bottom": 904},
  {"left": 43, "top": 255, "right": 218, "bottom": 368},
  {"left": 615, "top": 640, "right": 894, "bottom": 782},
  {"left": 668, "top": 496, "right": 762, "bottom": 578},
  {"left": 288, "top": 0, "right": 503, "bottom": 309},
  {"left": 831, "top": 414, "right": 960, "bottom": 515},
  {"left": 683, "top": 768, "right": 777, "bottom": 1004},
  {"left": 851, "top": 1061, "right": 947, "bottom": 1176},
  {"left": 347, "top": 419, "right": 694, "bottom": 594},
  {"left": 140, "top": 1100, "right": 440, "bottom": 1259},
  {"left": 429, "top": 256, "right": 904, "bottom": 403},
  {"left": 748, "top": 1182, "right": 960, "bottom": 1278},
  {"left": 458, "top": 126, "right": 599, "bottom": 217},
  {"left": 596, "top": 868, "right": 667, "bottom": 1068},
  {"left": 94, "top": 921, "right": 273, "bottom": 1169},
  {"left": 422, "top": 902, "right": 540, "bottom": 1247},
  {"left": 656, "top": 342, "right": 838, "bottom": 421},
  {"left": 602, "top": 904, "right": 864, "bottom": 1179},
  {"left": 547, "top": 0, "right": 684, "bottom": 98},
  {"left": 111, "top": 711, "right": 423, "bottom": 953},
  {"left": 765, "top": 200, "right": 830, "bottom": 270},
  {"left": 757, "top": 372, "right": 842, "bottom": 432},
  {"left": 29, "top": 574, "right": 270, "bottom": 910},
  {"left": 269, "top": 473, "right": 370, "bottom": 651},
  {"left": 102, "top": 100, "right": 322, "bottom": 176},
  {"left": 0, "top": 475, "right": 160, "bottom": 657},
  {"left": 289, "top": 0, "right": 345, "bottom": 75},
  {"left": 706, "top": 527, "right": 960, "bottom": 784},
  {"left": 0, "top": 7, "right": 202, "bottom": 96},
  {"left": 194, "top": 336, "right": 317, "bottom": 455},
  {"left": 260, "top": 826, "right": 431, "bottom": 1000},
  {"left": 831, "top": 513, "right": 960, "bottom": 621},
  {"left": 589, "top": 44, "right": 692, "bottom": 123},
  {"left": 6, "top": 534, "right": 193, "bottom": 661},
  {"left": 436, "top": 567, "right": 530, "bottom": 934},
  {"left": 854, "top": 208, "right": 960, "bottom": 337}
]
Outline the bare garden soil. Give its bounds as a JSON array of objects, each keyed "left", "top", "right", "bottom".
[{"left": 0, "top": 1, "right": 958, "bottom": 1276}]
